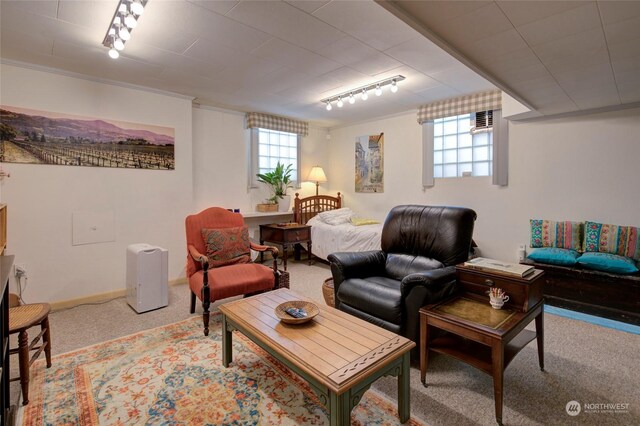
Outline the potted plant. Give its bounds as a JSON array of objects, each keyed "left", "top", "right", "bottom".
[{"left": 257, "top": 162, "right": 294, "bottom": 212}]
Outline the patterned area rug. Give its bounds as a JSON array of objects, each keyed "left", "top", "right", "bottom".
[{"left": 22, "top": 314, "right": 424, "bottom": 425}]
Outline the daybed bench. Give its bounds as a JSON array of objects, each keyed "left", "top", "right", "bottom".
[
  {"left": 523, "top": 219, "right": 640, "bottom": 325},
  {"left": 521, "top": 258, "right": 640, "bottom": 325}
]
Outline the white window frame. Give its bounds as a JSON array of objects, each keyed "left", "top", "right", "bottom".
[
  {"left": 423, "top": 109, "right": 508, "bottom": 187},
  {"left": 434, "top": 113, "right": 493, "bottom": 178},
  {"left": 248, "top": 127, "right": 302, "bottom": 189}
]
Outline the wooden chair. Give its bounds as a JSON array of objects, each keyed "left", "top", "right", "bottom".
[
  {"left": 185, "top": 207, "right": 280, "bottom": 335},
  {"left": 8, "top": 295, "right": 52, "bottom": 405}
]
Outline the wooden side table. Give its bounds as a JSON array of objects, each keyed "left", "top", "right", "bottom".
[
  {"left": 420, "top": 267, "right": 545, "bottom": 426},
  {"left": 259, "top": 223, "right": 311, "bottom": 271}
]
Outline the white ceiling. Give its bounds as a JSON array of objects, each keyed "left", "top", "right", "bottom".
[
  {"left": 380, "top": 0, "right": 640, "bottom": 118},
  {"left": 0, "top": 1, "right": 638, "bottom": 127}
]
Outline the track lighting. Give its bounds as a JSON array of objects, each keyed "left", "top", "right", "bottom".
[
  {"left": 131, "top": 0, "right": 145, "bottom": 15},
  {"left": 113, "top": 37, "right": 125, "bottom": 51},
  {"left": 102, "top": 1, "right": 148, "bottom": 59},
  {"left": 320, "top": 75, "right": 405, "bottom": 111},
  {"left": 124, "top": 14, "right": 138, "bottom": 28},
  {"left": 109, "top": 46, "right": 120, "bottom": 59},
  {"left": 119, "top": 26, "right": 131, "bottom": 40}
]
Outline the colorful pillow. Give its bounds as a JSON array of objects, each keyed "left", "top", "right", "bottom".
[
  {"left": 526, "top": 248, "right": 580, "bottom": 266},
  {"left": 530, "top": 220, "right": 583, "bottom": 251},
  {"left": 201, "top": 226, "right": 251, "bottom": 268},
  {"left": 577, "top": 252, "right": 639, "bottom": 274},
  {"left": 583, "top": 221, "right": 640, "bottom": 260},
  {"left": 350, "top": 217, "right": 380, "bottom": 226}
]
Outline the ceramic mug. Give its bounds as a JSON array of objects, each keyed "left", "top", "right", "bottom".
[{"left": 490, "top": 294, "right": 509, "bottom": 309}]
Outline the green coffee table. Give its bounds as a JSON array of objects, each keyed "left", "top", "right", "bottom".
[{"left": 220, "top": 288, "right": 415, "bottom": 425}]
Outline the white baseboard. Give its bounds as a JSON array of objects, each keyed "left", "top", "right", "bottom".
[{"left": 50, "top": 278, "right": 187, "bottom": 311}]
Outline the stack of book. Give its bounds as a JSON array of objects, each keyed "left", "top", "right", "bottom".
[{"left": 462, "top": 257, "right": 535, "bottom": 278}]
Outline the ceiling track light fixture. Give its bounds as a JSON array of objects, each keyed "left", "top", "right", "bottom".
[
  {"left": 102, "top": 0, "right": 148, "bottom": 59},
  {"left": 321, "top": 75, "right": 405, "bottom": 111}
]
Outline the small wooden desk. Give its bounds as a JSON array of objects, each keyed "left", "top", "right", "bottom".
[
  {"left": 260, "top": 223, "right": 311, "bottom": 270},
  {"left": 220, "top": 288, "right": 415, "bottom": 425},
  {"left": 420, "top": 267, "right": 545, "bottom": 426}
]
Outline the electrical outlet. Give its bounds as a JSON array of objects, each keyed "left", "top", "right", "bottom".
[{"left": 15, "top": 264, "right": 27, "bottom": 278}]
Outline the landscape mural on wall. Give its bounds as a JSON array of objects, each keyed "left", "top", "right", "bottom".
[
  {"left": 355, "top": 132, "right": 384, "bottom": 193},
  {"left": 0, "top": 106, "right": 175, "bottom": 170}
]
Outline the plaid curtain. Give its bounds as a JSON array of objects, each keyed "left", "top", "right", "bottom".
[
  {"left": 246, "top": 112, "right": 309, "bottom": 136},
  {"left": 417, "top": 90, "right": 502, "bottom": 124}
]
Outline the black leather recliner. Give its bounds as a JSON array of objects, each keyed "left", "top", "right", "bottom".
[{"left": 328, "top": 205, "right": 477, "bottom": 352}]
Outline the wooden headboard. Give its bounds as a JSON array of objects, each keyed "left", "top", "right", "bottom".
[{"left": 293, "top": 192, "right": 342, "bottom": 225}]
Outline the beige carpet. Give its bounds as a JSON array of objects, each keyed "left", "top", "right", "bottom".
[{"left": 12, "top": 260, "right": 640, "bottom": 425}]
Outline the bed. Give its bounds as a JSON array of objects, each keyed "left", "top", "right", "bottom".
[{"left": 293, "top": 193, "right": 383, "bottom": 261}]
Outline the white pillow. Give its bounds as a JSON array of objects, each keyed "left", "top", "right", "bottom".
[{"left": 317, "top": 208, "right": 354, "bottom": 225}]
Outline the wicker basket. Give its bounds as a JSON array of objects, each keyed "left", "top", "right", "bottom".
[
  {"left": 322, "top": 278, "right": 335, "bottom": 307},
  {"left": 275, "top": 300, "right": 319, "bottom": 324},
  {"left": 278, "top": 270, "right": 290, "bottom": 289},
  {"left": 256, "top": 203, "right": 278, "bottom": 212}
]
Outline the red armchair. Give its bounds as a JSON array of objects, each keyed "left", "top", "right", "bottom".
[{"left": 185, "top": 207, "right": 280, "bottom": 335}]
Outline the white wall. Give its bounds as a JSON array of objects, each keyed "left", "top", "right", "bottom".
[
  {"left": 327, "top": 107, "right": 640, "bottom": 263},
  {"left": 191, "top": 106, "right": 330, "bottom": 211},
  {"left": 4, "top": 59, "right": 637, "bottom": 303},
  {"left": 0, "top": 64, "right": 331, "bottom": 304},
  {"left": 0, "top": 64, "right": 193, "bottom": 303}
]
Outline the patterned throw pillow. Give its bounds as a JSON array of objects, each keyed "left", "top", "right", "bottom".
[
  {"left": 583, "top": 221, "right": 640, "bottom": 260},
  {"left": 530, "top": 220, "right": 583, "bottom": 251},
  {"left": 201, "top": 226, "right": 251, "bottom": 268}
]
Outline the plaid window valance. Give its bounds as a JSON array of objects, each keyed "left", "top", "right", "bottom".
[
  {"left": 246, "top": 112, "right": 309, "bottom": 136},
  {"left": 417, "top": 90, "right": 501, "bottom": 124}
]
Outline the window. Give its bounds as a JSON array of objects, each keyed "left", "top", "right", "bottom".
[
  {"left": 433, "top": 113, "right": 493, "bottom": 178},
  {"left": 250, "top": 128, "right": 301, "bottom": 187}
]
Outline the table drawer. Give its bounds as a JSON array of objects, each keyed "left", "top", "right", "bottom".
[
  {"left": 456, "top": 268, "right": 544, "bottom": 312},
  {"left": 284, "top": 228, "right": 310, "bottom": 242},
  {"left": 261, "top": 227, "right": 284, "bottom": 242}
]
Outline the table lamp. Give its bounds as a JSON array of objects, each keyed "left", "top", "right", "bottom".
[{"left": 307, "top": 166, "right": 327, "bottom": 196}]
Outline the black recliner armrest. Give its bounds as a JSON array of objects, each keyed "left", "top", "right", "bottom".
[
  {"left": 328, "top": 250, "right": 386, "bottom": 287},
  {"left": 400, "top": 266, "right": 457, "bottom": 297}
]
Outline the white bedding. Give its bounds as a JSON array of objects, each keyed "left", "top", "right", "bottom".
[{"left": 307, "top": 216, "right": 383, "bottom": 260}]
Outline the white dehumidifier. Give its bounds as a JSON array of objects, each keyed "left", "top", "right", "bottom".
[{"left": 126, "top": 243, "right": 169, "bottom": 313}]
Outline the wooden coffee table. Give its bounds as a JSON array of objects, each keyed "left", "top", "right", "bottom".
[{"left": 219, "top": 288, "right": 415, "bottom": 425}]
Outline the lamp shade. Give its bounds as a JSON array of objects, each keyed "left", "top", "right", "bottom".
[{"left": 307, "top": 166, "right": 327, "bottom": 183}]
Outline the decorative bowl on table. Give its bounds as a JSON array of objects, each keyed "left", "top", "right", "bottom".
[{"left": 275, "top": 300, "right": 319, "bottom": 324}]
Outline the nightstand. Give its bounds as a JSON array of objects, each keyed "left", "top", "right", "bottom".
[{"left": 259, "top": 224, "right": 311, "bottom": 271}]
